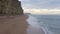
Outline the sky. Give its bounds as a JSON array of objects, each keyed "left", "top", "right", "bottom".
[{"left": 19, "top": 0, "right": 60, "bottom": 14}]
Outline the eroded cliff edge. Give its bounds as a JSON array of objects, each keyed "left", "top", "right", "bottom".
[{"left": 0, "top": 0, "right": 23, "bottom": 16}]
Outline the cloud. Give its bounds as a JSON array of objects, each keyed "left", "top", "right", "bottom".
[
  {"left": 21, "top": 0, "right": 60, "bottom": 15},
  {"left": 21, "top": 0, "right": 60, "bottom": 9},
  {"left": 24, "top": 8, "right": 60, "bottom": 14}
]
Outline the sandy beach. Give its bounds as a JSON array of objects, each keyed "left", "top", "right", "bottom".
[
  {"left": 0, "top": 15, "right": 45, "bottom": 34},
  {"left": 0, "top": 15, "right": 28, "bottom": 34}
]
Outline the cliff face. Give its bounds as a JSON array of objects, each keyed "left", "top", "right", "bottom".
[{"left": 0, "top": 0, "right": 23, "bottom": 16}]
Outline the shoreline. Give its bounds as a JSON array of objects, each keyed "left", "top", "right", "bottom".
[
  {"left": 26, "top": 25, "right": 45, "bottom": 34},
  {"left": 26, "top": 15, "right": 45, "bottom": 34},
  {"left": 0, "top": 15, "right": 45, "bottom": 34}
]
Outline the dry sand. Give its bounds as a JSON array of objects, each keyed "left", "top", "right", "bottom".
[{"left": 0, "top": 15, "right": 28, "bottom": 34}]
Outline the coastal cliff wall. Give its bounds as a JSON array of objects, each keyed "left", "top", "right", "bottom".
[{"left": 0, "top": 0, "right": 23, "bottom": 16}]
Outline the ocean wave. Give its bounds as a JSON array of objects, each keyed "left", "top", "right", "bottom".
[{"left": 27, "top": 15, "right": 60, "bottom": 34}]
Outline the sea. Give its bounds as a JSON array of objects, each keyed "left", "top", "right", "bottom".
[{"left": 27, "top": 14, "right": 60, "bottom": 34}]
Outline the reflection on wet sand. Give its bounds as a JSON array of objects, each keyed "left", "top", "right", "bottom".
[{"left": 26, "top": 25, "right": 45, "bottom": 34}]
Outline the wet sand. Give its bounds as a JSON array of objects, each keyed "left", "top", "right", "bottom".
[
  {"left": 27, "top": 25, "right": 45, "bottom": 34},
  {"left": 0, "top": 15, "right": 45, "bottom": 34}
]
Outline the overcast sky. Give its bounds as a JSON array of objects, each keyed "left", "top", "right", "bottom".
[
  {"left": 20, "top": 0, "right": 60, "bottom": 9},
  {"left": 19, "top": 0, "right": 60, "bottom": 14}
]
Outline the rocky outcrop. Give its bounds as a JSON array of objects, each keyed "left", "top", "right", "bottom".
[{"left": 0, "top": 0, "right": 23, "bottom": 16}]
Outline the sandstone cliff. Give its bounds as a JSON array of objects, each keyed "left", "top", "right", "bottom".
[{"left": 0, "top": 0, "right": 23, "bottom": 16}]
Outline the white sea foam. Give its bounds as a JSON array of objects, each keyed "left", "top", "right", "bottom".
[
  {"left": 26, "top": 15, "right": 55, "bottom": 34},
  {"left": 27, "top": 15, "right": 45, "bottom": 34},
  {"left": 27, "top": 15, "right": 40, "bottom": 27}
]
